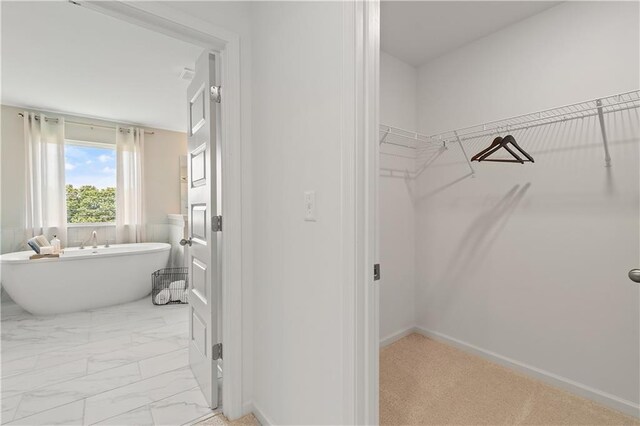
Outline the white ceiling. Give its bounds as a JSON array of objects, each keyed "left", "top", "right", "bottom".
[
  {"left": 1, "top": 1, "right": 203, "bottom": 132},
  {"left": 381, "top": 1, "right": 561, "bottom": 67}
]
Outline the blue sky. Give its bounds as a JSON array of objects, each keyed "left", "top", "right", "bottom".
[{"left": 64, "top": 145, "right": 116, "bottom": 189}]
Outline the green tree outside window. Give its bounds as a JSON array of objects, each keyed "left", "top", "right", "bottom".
[{"left": 66, "top": 184, "right": 116, "bottom": 223}]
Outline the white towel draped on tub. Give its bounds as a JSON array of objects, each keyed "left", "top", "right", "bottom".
[
  {"left": 155, "top": 288, "right": 170, "bottom": 305},
  {"left": 169, "top": 280, "right": 187, "bottom": 302}
]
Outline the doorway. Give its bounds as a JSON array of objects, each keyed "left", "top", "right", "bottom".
[
  {"left": 368, "top": 1, "right": 640, "bottom": 424},
  {"left": 0, "top": 1, "right": 244, "bottom": 423}
]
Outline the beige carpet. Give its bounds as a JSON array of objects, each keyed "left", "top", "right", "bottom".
[
  {"left": 381, "top": 333, "right": 640, "bottom": 426},
  {"left": 195, "top": 413, "right": 259, "bottom": 425}
]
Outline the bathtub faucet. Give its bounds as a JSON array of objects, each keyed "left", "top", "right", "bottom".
[{"left": 90, "top": 231, "right": 98, "bottom": 249}]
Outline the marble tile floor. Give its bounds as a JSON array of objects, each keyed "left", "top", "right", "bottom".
[{"left": 1, "top": 296, "right": 215, "bottom": 425}]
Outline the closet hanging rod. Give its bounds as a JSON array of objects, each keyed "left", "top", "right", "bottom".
[
  {"left": 426, "top": 90, "right": 639, "bottom": 143},
  {"left": 379, "top": 125, "right": 430, "bottom": 149},
  {"left": 454, "top": 103, "right": 638, "bottom": 144},
  {"left": 379, "top": 89, "right": 640, "bottom": 168},
  {"left": 380, "top": 90, "right": 639, "bottom": 147},
  {"left": 17, "top": 112, "right": 155, "bottom": 135}
]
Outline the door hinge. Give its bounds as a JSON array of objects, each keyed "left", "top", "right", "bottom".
[
  {"left": 212, "top": 343, "right": 223, "bottom": 360},
  {"left": 212, "top": 215, "right": 222, "bottom": 232},
  {"left": 374, "top": 264, "right": 381, "bottom": 281},
  {"left": 210, "top": 86, "right": 221, "bottom": 103}
]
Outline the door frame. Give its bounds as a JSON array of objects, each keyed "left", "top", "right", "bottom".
[
  {"left": 77, "top": 1, "right": 244, "bottom": 419},
  {"left": 348, "top": 1, "right": 381, "bottom": 424}
]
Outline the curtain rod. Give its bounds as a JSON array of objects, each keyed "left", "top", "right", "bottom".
[{"left": 17, "top": 112, "right": 155, "bottom": 135}]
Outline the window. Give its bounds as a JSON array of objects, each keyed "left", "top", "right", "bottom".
[{"left": 64, "top": 141, "right": 116, "bottom": 224}]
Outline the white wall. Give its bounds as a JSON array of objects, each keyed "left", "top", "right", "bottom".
[
  {"left": 1, "top": 105, "right": 26, "bottom": 249},
  {"left": 379, "top": 52, "right": 418, "bottom": 343},
  {"left": 418, "top": 1, "right": 640, "bottom": 135},
  {"left": 249, "top": 2, "right": 354, "bottom": 423},
  {"left": 380, "top": 51, "right": 418, "bottom": 132},
  {"left": 414, "top": 1, "right": 640, "bottom": 414},
  {"left": 0, "top": 104, "right": 186, "bottom": 253}
]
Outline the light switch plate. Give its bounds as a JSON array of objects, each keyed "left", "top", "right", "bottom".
[{"left": 304, "top": 190, "right": 316, "bottom": 221}]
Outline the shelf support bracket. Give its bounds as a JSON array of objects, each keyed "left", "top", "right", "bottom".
[
  {"left": 379, "top": 127, "right": 390, "bottom": 146},
  {"left": 596, "top": 99, "right": 612, "bottom": 167},
  {"left": 454, "top": 130, "right": 475, "bottom": 176}
]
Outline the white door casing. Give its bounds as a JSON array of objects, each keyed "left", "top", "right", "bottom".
[{"left": 187, "top": 50, "right": 222, "bottom": 409}]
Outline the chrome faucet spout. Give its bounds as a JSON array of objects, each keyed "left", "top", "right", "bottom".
[{"left": 91, "top": 231, "right": 98, "bottom": 249}]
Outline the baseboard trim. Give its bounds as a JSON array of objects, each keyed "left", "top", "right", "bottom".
[
  {"left": 248, "top": 401, "right": 274, "bottom": 426},
  {"left": 414, "top": 326, "right": 640, "bottom": 419},
  {"left": 380, "top": 326, "right": 416, "bottom": 348}
]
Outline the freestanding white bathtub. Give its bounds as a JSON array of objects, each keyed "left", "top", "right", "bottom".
[{"left": 0, "top": 243, "right": 170, "bottom": 315}]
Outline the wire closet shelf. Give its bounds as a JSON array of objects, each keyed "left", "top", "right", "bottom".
[{"left": 379, "top": 89, "right": 640, "bottom": 172}]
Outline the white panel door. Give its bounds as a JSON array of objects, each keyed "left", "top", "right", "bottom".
[{"left": 186, "top": 50, "right": 222, "bottom": 409}]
